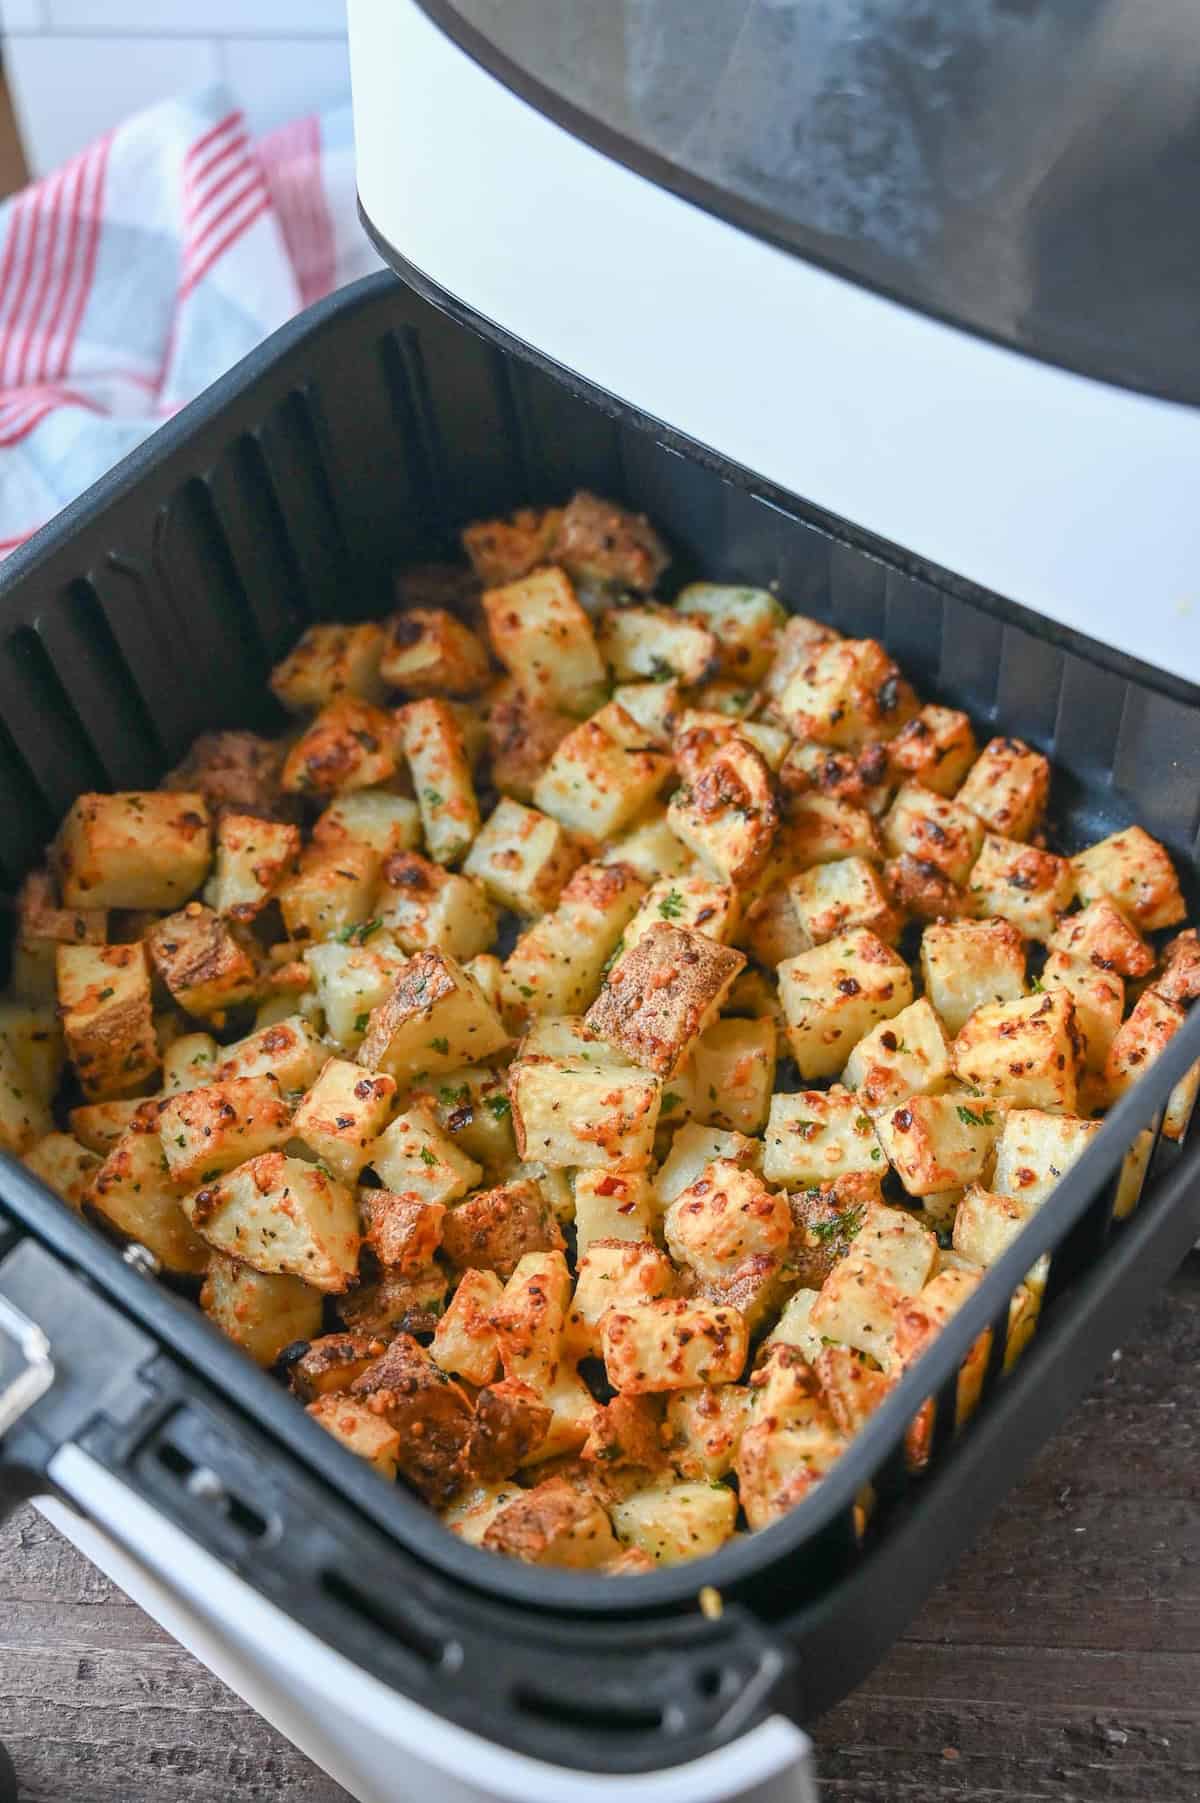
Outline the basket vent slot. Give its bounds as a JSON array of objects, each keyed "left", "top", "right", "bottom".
[
  {"left": 512, "top": 1682, "right": 666, "bottom": 1739},
  {"left": 319, "top": 1568, "right": 451, "bottom": 1672}
]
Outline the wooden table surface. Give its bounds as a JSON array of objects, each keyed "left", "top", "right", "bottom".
[{"left": 2, "top": 1257, "right": 1197, "bottom": 1803}]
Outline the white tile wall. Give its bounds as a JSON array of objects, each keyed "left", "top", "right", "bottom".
[{"left": 0, "top": 0, "right": 349, "bottom": 175}]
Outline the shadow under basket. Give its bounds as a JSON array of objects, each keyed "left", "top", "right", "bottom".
[{"left": 0, "top": 269, "right": 1198, "bottom": 1778}]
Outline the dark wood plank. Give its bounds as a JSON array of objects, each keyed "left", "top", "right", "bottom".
[{"left": 2, "top": 1260, "right": 1197, "bottom": 1801}]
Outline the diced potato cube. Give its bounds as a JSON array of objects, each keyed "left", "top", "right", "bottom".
[
  {"left": 358, "top": 949, "right": 508, "bottom": 1081},
  {"left": 568, "top": 1238, "right": 677, "bottom": 1355},
  {"left": 380, "top": 606, "right": 490, "bottom": 695},
  {"left": 585, "top": 924, "right": 744, "bottom": 1077},
  {"left": 534, "top": 702, "right": 672, "bottom": 840},
  {"left": 553, "top": 490, "right": 669, "bottom": 595},
  {"left": 481, "top": 566, "right": 608, "bottom": 715},
  {"left": 788, "top": 857, "right": 900, "bottom": 947},
  {"left": 655, "top": 1124, "right": 761, "bottom": 1204},
  {"left": 599, "top": 602, "right": 716, "bottom": 685},
  {"left": 277, "top": 843, "right": 381, "bottom": 944},
  {"left": 843, "top": 997, "right": 952, "bottom": 1111},
  {"left": 56, "top": 791, "right": 211, "bottom": 910},
  {"left": 992, "top": 1108, "right": 1100, "bottom": 1208},
  {"left": 665, "top": 1385, "right": 752, "bottom": 1481},
  {"left": 146, "top": 904, "right": 261, "bottom": 1020},
  {"left": 481, "top": 1476, "right": 617, "bottom": 1568},
  {"left": 874, "top": 1094, "right": 1002, "bottom": 1196},
  {"left": 84, "top": 1113, "right": 208, "bottom": 1275},
  {"left": 781, "top": 1176, "right": 884, "bottom": 1290},
  {"left": 1105, "top": 990, "right": 1198, "bottom": 1140},
  {"left": 611, "top": 1480, "right": 736, "bottom": 1566},
  {"left": 952, "top": 1184, "right": 1034, "bottom": 1267},
  {"left": 761, "top": 614, "right": 841, "bottom": 716},
  {"left": 286, "top": 1332, "right": 390, "bottom": 1401},
  {"left": 280, "top": 697, "right": 398, "bottom": 797},
  {"left": 463, "top": 1377, "right": 555, "bottom": 1482},
  {"left": 887, "top": 705, "right": 977, "bottom": 795},
  {"left": 287, "top": 1059, "right": 397, "bottom": 1184},
  {"left": 778, "top": 929, "right": 914, "bottom": 1080},
  {"left": 484, "top": 677, "right": 575, "bottom": 803},
  {"left": 602, "top": 1299, "right": 748, "bottom": 1393},
  {"left": 396, "top": 698, "right": 481, "bottom": 866},
  {"left": 919, "top": 916, "right": 1027, "bottom": 1036},
  {"left": 408, "top": 1066, "right": 515, "bottom": 1172},
  {"left": 213, "top": 1016, "right": 326, "bottom": 1092},
  {"left": 667, "top": 728, "right": 778, "bottom": 885},
  {"left": 1047, "top": 898, "right": 1153, "bottom": 979},
  {"left": 307, "top": 1394, "right": 404, "bottom": 1478},
  {"left": 357, "top": 1193, "right": 444, "bottom": 1279},
  {"left": 302, "top": 939, "right": 407, "bottom": 1050},
  {"left": 688, "top": 1016, "right": 776, "bottom": 1134},
  {"left": 956, "top": 736, "right": 1050, "bottom": 842},
  {"left": 1071, "top": 826, "right": 1185, "bottom": 932},
  {"left": 22, "top": 1132, "right": 101, "bottom": 1210},
  {"left": 349, "top": 1334, "right": 474, "bottom": 1503},
  {"left": 464, "top": 953, "right": 505, "bottom": 1019},
  {"left": 763, "top": 1289, "right": 825, "bottom": 1362},
  {"left": 159, "top": 1074, "right": 293, "bottom": 1185},
  {"left": 736, "top": 1389, "right": 846, "bottom": 1528},
  {"left": 784, "top": 796, "right": 883, "bottom": 872},
  {"left": 676, "top": 582, "right": 785, "bottom": 682},
  {"left": 1041, "top": 952, "right": 1124, "bottom": 1072},
  {"left": 602, "top": 806, "right": 693, "bottom": 885},
  {"left": 762, "top": 1089, "right": 883, "bottom": 1187},
  {"left": 510, "top": 1050, "right": 660, "bottom": 1170},
  {"left": 778, "top": 740, "right": 892, "bottom": 818},
  {"left": 68, "top": 1097, "right": 144, "bottom": 1153},
  {"left": 0, "top": 1000, "right": 63, "bottom": 1101},
  {"left": 504, "top": 860, "right": 646, "bottom": 1020},
  {"left": 953, "top": 990, "right": 1082, "bottom": 1114},
  {"left": 884, "top": 853, "right": 969, "bottom": 923},
  {"left": 311, "top": 790, "right": 421, "bottom": 860},
  {"left": 270, "top": 622, "right": 387, "bottom": 713},
  {"left": 624, "top": 874, "right": 740, "bottom": 951},
  {"left": 462, "top": 504, "right": 561, "bottom": 586},
  {"left": 573, "top": 1168, "right": 657, "bottom": 1253},
  {"left": 432, "top": 1267, "right": 504, "bottom": 1386},
  {"left": 441, "top": 1178, "right": 564, "bottom": 1279},
  {"left": 809, "top": 1203, "right": 937, "bottom": 1362},
  {"left": 462, "top": 797, "right": 579, "bottom": 916},
  {"left": 664, "top": 1160, "right": 790, "bottom": 1281},
  {"left": 813, "top": 1344, "right": 895, "bottom": 1439},
  {"left": 490, "top": 1250, "right": 572, "bottom": 1389},
  {"left": 612, "top": 678, "right": 682, "bottom": 747},
  {"left": 967, "top": 834, "right": 1075, "bottom": 941},
  {"left": 12, "top": 869, "right": 107, "bottom": 1001},
  {"left": 778, "top": 637, "right": 915, "bottom": 746},
  {"left": 57, "top": 942, "right": 158, "bottom": 1100},
  {"left": 204, "top": 813, "right": 299, "bottom": 922},
  {"left": 362, "top": 1103, "right": 479, "bottom": 1204},
  {"left": 1156, "top": 929, "right": 1200, "bottom": 1006},
  {"left": 675, "top": 708, "right": 790, "bottom": 772},
  {"left": 182, "top": 1151, "right": 360, "bottom": 1291},
  {"left": 201, "top": 1253, "right": 323, "bottom": 1367},
  {"left": 376, "top": 851, "right": 496, "bottom": 960},
  {"left": 882, "top": 781, "right": 983, "bottom": 885}
]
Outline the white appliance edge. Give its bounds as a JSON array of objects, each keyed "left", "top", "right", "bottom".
[
  {"left": 349, "top": 0, "right": 1200, "bottom": 688},
  {"left": 40, "top": 1445, "right": 817, "bottom": 1803}
]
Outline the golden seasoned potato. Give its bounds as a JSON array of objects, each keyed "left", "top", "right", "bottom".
[
  {"left": 1041, "top": 952, "right": 1124, "bottom": 1073},
  {"left": 1046, "top": 898, "right": 1153, "bottom": 979},
  {"left": 887, "top": 705, "right": 977, "bottom": 796},
  {"left": 396, "top": 698, "right": 481, "bottom": 865},
  {"left": 601, "top": 1299, "right": 748, "bottom": 1394},
  {"left": 762, "top": 1089, "right": 883, "bottom": 1188},
  {"left": 462, "top": 798, "right": 579, "bottom": 917},
  {"left": 1071, "top": 826, "right": 1185, "bottom": 932},
  {"left": 10, "top": 868, "right": 107, "bottom": 1003},
  {"left": 664, "top": 1160, "right": 789, "bottom": 1281},
  {"left": 534, "top": 702, "right": 672, "bottom": 841},
  {"left": 623, "top": 874, "right": 740, "bottom": 951},
  {"left": 441, "top": 1179, "right": 565, "bottom": 1280},
  {"left": 504, "top": 859, "right": 646, "bottom": 1021},
  {"left": 585, "top": 923, "right": 744, "bottom": 1077},
  {"left": 611, "top": 1481, "right": 737, "bottom": 1565},
  {"left": 433, "top": 1268, "right": 505, "bottom": 1386},
  {"left": 1104, "top": 989, "right": 1198, "bottom": 1140},
  {"left": 874, "top": 1094, "right": 1001, "bottom": 1196},
  {"left": 280, "top": 696, "right": 398, "bottom": 797},
  {"left": 311, "top": 789, "right": 421, "bottom": 859},
  {"left": 966, "top": 834, "right": 1075, "bottom": 942},
  {"left": 687, "top": 1016, "right": 776, "bottom": 1135},
  {"left": 204, "top": 812, "right": 299, "bottom": 922},
  {"left": 567, "top": 1238, "right": 677, "bottom": 1356},
  {"left": 277, "top": 843, "right": 382, "bottom": 945},
  {"left": 953, "top": 990, "right": 1083, "bottom": 1115},
  {"left": 481, "top": 1477, "right": 617, "bottom": 1568},
  {"left": 676, "top": 582, "right": 785, "bottom": 682},
  {"left": 572, "top": 1167, "right": 657, "bottom": 1253},
  {"left": 778, "top": 637, "right": 915, "bottom": 747},
  {"left": 552, "top": 490, "right": 669, "bottom": 594},
  {"left": 290, "top": 1059, "right": 397, "bottom": 1183},
  {"left": 991, "top": 1108, "right": 1100, "bottom": 1208},
  {"left": 462, "top": 504, "right": 562, "bottom": 587},
  {"left": 376, "top": 851, "right": 496, "bottom": 961},
  {"left": 212, "top": 1015, "right": 327, "bottom": 1092},
  {"left": 201, "top": 1254, "right": 323, "bottom": 1367},
  {"left": 380, "top": 606, "right": 490, "bottom": 696},
  {"left": 307, "top": 1395, "right": 405, "bottom": 1478},
  {"left": 788, "top": 857, "right": 900, "bottom": 948},
  {"left": 56, "top": 791, "right": 211, "bottom": 910},
  {"left": 882, "top": 781, "right": 984, "bottom": 886},
  {"left": 57, "top": 942, "right": 158, "bottom": 1100},
  {"left": 182, "top": 1151, "right": 360, "bottom": 1292},
  {"left": 484, "top": 677, "right": 575, "bottom": 802},
  {"left": 919, "top": 916, "right": 1027, "bottom": 1036},
  {"left": 84, "top": 1110, "right": 208, "bottom": 1275},
  {"left": 349, "top": 1335, "right": 474, "bottom": 1504},
  {"left": 956, "top": 736, "right": 1050, "bottom": 842},
  {"left": 482, "top": 566, "right": 608, "bottom": 715},
  {"left": 842, "top": 997, "right": 952, "bottom": 1111},
  {"left": 159, "top": 1074, "right": 292, "bottom": 1186},
  {"left": 599, "top": 602, "right": 717, "bottom": 686},
  {"left": 510, "top": 1046, "right": 660, "bottom": 1171},
  {"left": 667, "top": 725, "right": 778, "bottom": 886},
  {"left": 22, "top": 1132, "right": 101, "bottom": 1210},
  {"left": 778, "top": 929, "right": 914, "bottom": 1080},
  {"left": 269, "top": 622, "right": 387, "bottom": 713},
  {"left": 357, "top": 949, "right": 508, "bottom": 1081},
  {"left": 147, "top": 903, "right": 261, "bottom": 1020}
]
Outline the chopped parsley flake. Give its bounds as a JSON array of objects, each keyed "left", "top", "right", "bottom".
[
  {"left": 336, "top": 918, "right": 382, "bottom": 945},
  {"left": 485, "top": 1094, "right": 511, "bottom": 1122},
  {"left": 419, "top": 1147, "right": 437, "bottom": 1166},
  {"left": 430, "top": 1036, "right": 449, "bottom": 1056},
  {"left": 658, "top": 889, "right": 685, "bottom": 921},
  {"left": 956, "top": 1104, "right": 996, "bottom": 1128},
  {"left": 661, "top": 1091, "right": 683, "bottom": 1113},
  {"left": 423, "top": 788, "right": 444, "bottom": 808},
  {"left": 353, "top": 1011, "right": 370, "bottom": 1034}
]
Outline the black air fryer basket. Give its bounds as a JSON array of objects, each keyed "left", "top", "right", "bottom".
[{"left": 1, "top": 270, "right": 1199, "bottom": 1775}]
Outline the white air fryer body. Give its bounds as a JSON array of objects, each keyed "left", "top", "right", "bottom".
[{"left": 349, "top": 0, "right": 1200, "bottom": 688}]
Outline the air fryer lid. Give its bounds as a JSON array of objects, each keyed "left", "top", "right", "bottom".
[{"left": 419, "top": 0, "right": 1200, "bottom": 408}]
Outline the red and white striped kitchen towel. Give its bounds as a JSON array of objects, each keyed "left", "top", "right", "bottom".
[{"left": 0, "top": 85, "right": 379, "bottom": 556}]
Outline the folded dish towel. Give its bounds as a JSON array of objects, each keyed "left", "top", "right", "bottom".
[{"left": 0, "top": 84, "right": 379, "bottom": 556}]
